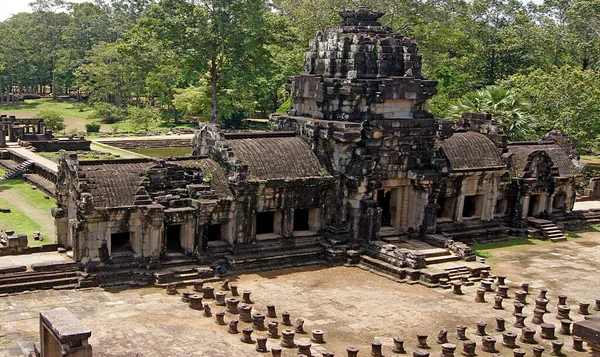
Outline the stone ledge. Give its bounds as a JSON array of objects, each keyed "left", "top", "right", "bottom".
[{"left": 40, "top": 307, "right": 92, "bottom": 343}]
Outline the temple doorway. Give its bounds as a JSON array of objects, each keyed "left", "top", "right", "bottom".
[
  {"left": 377, "top": 189, "right": 392, "bottom": 227},
  {"left": 166, "top": 225, "right": 183, "bottom": 252}
]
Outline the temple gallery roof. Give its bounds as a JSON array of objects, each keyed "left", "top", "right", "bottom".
[
  {"left": 507, "top": 144, "right": 578, "bottom": 177},
  {"left": 80, "top": 161, "right": 155, "bottom": 208},
  {"left": 439, "top": 132, "right": 504, "bottom": 170},
  {"left": 79, "top": 158, "right": 231, "bottom": 208},
  {"left": 226, "top": 136, "right": 326, "bottom": 180}
]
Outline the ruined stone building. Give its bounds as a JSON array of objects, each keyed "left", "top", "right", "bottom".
[{"left": 53, "top": 7, "right": 582, "bottom": 275}]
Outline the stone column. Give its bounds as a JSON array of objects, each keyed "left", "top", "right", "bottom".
[
  {"left": 0, "top": 129, "right": 5, "bottom": 148},
  {"left": 522, "top": 195, "right": 530, "bottom": 219},
  {"left": 455, "top": 193, "right": 465, "bottom": 222}
]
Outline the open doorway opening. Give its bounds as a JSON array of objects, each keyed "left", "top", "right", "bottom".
[
  {"left": 166, "top": 225, "right": 182, "bottom": 252},
  {"left": 256, "top": 212, "right": 275, "bottom": 235},
  {"left": 462, "top": 195, "right": 478, "bottom": 218},
  {"left": 528, "top": 195, "right": 540, "bottom": 217},
  {"left": 436, "top": 197, "right": 446, "bottom": 218},
  {"left": 377, "top": 189, "right": 392, "bottom": 226},
  {"left": 111, "top": 232, "right": 131, "bottom": 253},
  {"left": 553, "top": 194, "right": 565, "bottom": 211},
  {"left": 206, "top": 224, "right": 221, "bottom": 242},
  {"left": 293, "top": 209, "right": 310, "bottom": 231}
]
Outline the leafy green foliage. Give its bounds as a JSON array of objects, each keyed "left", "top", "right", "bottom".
[
  {"left": 173, "top": 86, "right": 208, "bottom": 118},
  {"left": 89, "top": 102, "right": 125, "bottom": 124},
  {"left": 85, "top": 121, "right": 101, "bottom": 132},
  {"left": 439, "top": 85, "right": 534, "bottom": 141},
  {"left": 34, "top": 110, "right": 66, "bottom": 132},
  {"left": 127, "top": 105, "right": 158, "bottom": 131},
  {"left": 509, "top": 66, "right": 600, "bottom": 153}
]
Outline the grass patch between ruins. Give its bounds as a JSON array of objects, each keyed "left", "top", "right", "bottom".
[
  {"left": 471, "top": 238, "right": 541, "bottom": 261},
  {"left": 1, "top": 98, "right": 93, "bottom": 120},
  {"left": 581, "top": 155, "right": 600, "bottom": 165},
  {"left": 37, "top": 150, "right": 121, "bottom": 163},
  {"left": 0, "top": 179, "right": 56, "bottom": 245}
]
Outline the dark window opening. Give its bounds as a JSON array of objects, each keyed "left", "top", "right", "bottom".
[
  {"left": 377, "top": 189, "right": 392, "bottom": 226},
  {"left": 166, "top": 225, "right": 182, "bottom": 252},
  {"left": 111, "top": 232, "right": 131, "bottom": 253},
  {"left": 206, "top": 224, "right": 221, "bottom": 242},
  {"left": 436, "top": 197, "right": 446, "bottom": 218},
  {"left": 256, "top": 212, "right": 274, "bottom": 234},
  {"left": 462, "top": 196, "right": 477, "bottom": 218},
  {"left": 294, "top": 209, "right": 310, "bottom": 231}
]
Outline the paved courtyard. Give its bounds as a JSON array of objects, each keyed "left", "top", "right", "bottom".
[{"left": 1, "top": 232, "right": 599, "bottom": 357}]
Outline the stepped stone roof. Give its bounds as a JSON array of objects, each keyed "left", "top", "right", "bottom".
[
  {"left": 507, "top": 144, "right": 577, "bottom": 177},
  {"left": 226, "top": 136, "right": 325, "bottom": 180},
  {"left": 79, "top": 161, "right": 155, "bottom": 208},
  {"left": 79, "top": 158, "right": 232, "bottom": 208},
  {"left": 168, "top": 158, "right": 232, "bottom": 198},
  {"left": 439, "top": 132, "right": 503, "bottom": 170}
]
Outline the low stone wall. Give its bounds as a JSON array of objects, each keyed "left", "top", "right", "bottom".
[
  {"left": 8, "top": 150, "right": 57, "bottom": 182},
  {"left": 101, "top": 138, "right": 191, "bottom": 149},
  {"left": 21, "top": 139, "right": 91, "bottom": 152}
]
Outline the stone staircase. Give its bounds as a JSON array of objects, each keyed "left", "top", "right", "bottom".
[
  {"left": 222, "top": 235, "right": 327, "bottom": 273},
  {"left": 581, "top": 209, "right": 600, "bottom": 225},
  {"left": 154, "top": 265, "right": 216, "bottom": 288},
  {"left": 358, "top": 254, "right": 408, "bottom": 283},
  {"left": 528, "top": 218, "right": 567, "bottom": 242},
  {"left": 0, "top": 262, "right": 80, "bottom": 294},
  {"left": 378, "top": 226, "right": 406, "bottom": 243},
  {"left": 1, "top": 160, "right": 34, "bottom": 180},
  {"left": 436, "top": 219, "right": 509, "bottom": 244},
  {"left": 421, "top": 248, "right": 461, "bottom": 265}
]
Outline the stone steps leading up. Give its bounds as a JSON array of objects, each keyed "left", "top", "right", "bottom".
[
  {"left": 529, "top": 218, "right": 567, "bottom": 242},
  {"left": 224, "top": 245, "right": 325, "bottom": 273},
  {"left": 0, "top": 274, "right": 80, "bottom": 294},
  {"left": 438, "top": 223, "right": 510, "bottom": 244},
  {"left": 357, "top": 255, "right": 407, "bottom": 282},
  {"left": 424, "top": 254, "right": 462, "bottom": 265},
  {"left": 1, "top": 160, "right": 34, "bottom": 180}
]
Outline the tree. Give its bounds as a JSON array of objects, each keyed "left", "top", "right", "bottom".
[
  {"left": 509, "top": 66, "right": 600, "bottom": 153},
  {"left": 442, "top": 85, "right": 534, "bottom": 141},
  {"left": 135, "top": 0, "right": 269, "bottom": 123},
  {"left": 127, "top": 105, "right": 158, "bottom": 131},
  {"left": 35, "top": 110, "right": 66, "bottom": 132},
  {"left": 76, "top": 41, "right": 142, "bottom": 106},
  {"left": 30, "top": 0, "right": 70, "bottom": 99},
  {"left": 89, "top": 102, "right": 126, "bottom": 124}
]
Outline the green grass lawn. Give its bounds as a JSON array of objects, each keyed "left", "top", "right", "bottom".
[
  {"left": 581, "top": 155, "right": 600, "bottom": 165},
  {"left": 1, "top": 98, "right": 198, "bottom": 134},
  {"left": 0, "top": 179, "right": 56, "bottom": 246},
  {"left": 37, "top": 150, "right": 122, "bottom": 163},
  {"left": 1, "top": 98, "right": 93, "bottom": 120},
  {"left": 470, "top": 238, "right": 550, "bottom": 262}
]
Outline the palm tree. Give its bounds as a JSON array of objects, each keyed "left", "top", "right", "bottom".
[{"left": 446, "top": 85, "right": 534, "bottom": 141}]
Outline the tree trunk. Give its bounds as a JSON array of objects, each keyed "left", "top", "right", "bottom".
[{"left": 210, "top": 64, "right": 218, "bottom": 124}]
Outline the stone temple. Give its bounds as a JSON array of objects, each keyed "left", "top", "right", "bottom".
[{"left": 52, "top": 7, "right": 583, "bottom": 284}]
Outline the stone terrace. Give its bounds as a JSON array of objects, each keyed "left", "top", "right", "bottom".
[{"left": 1, "top": 232, "right": 599, "bottom": 357}]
